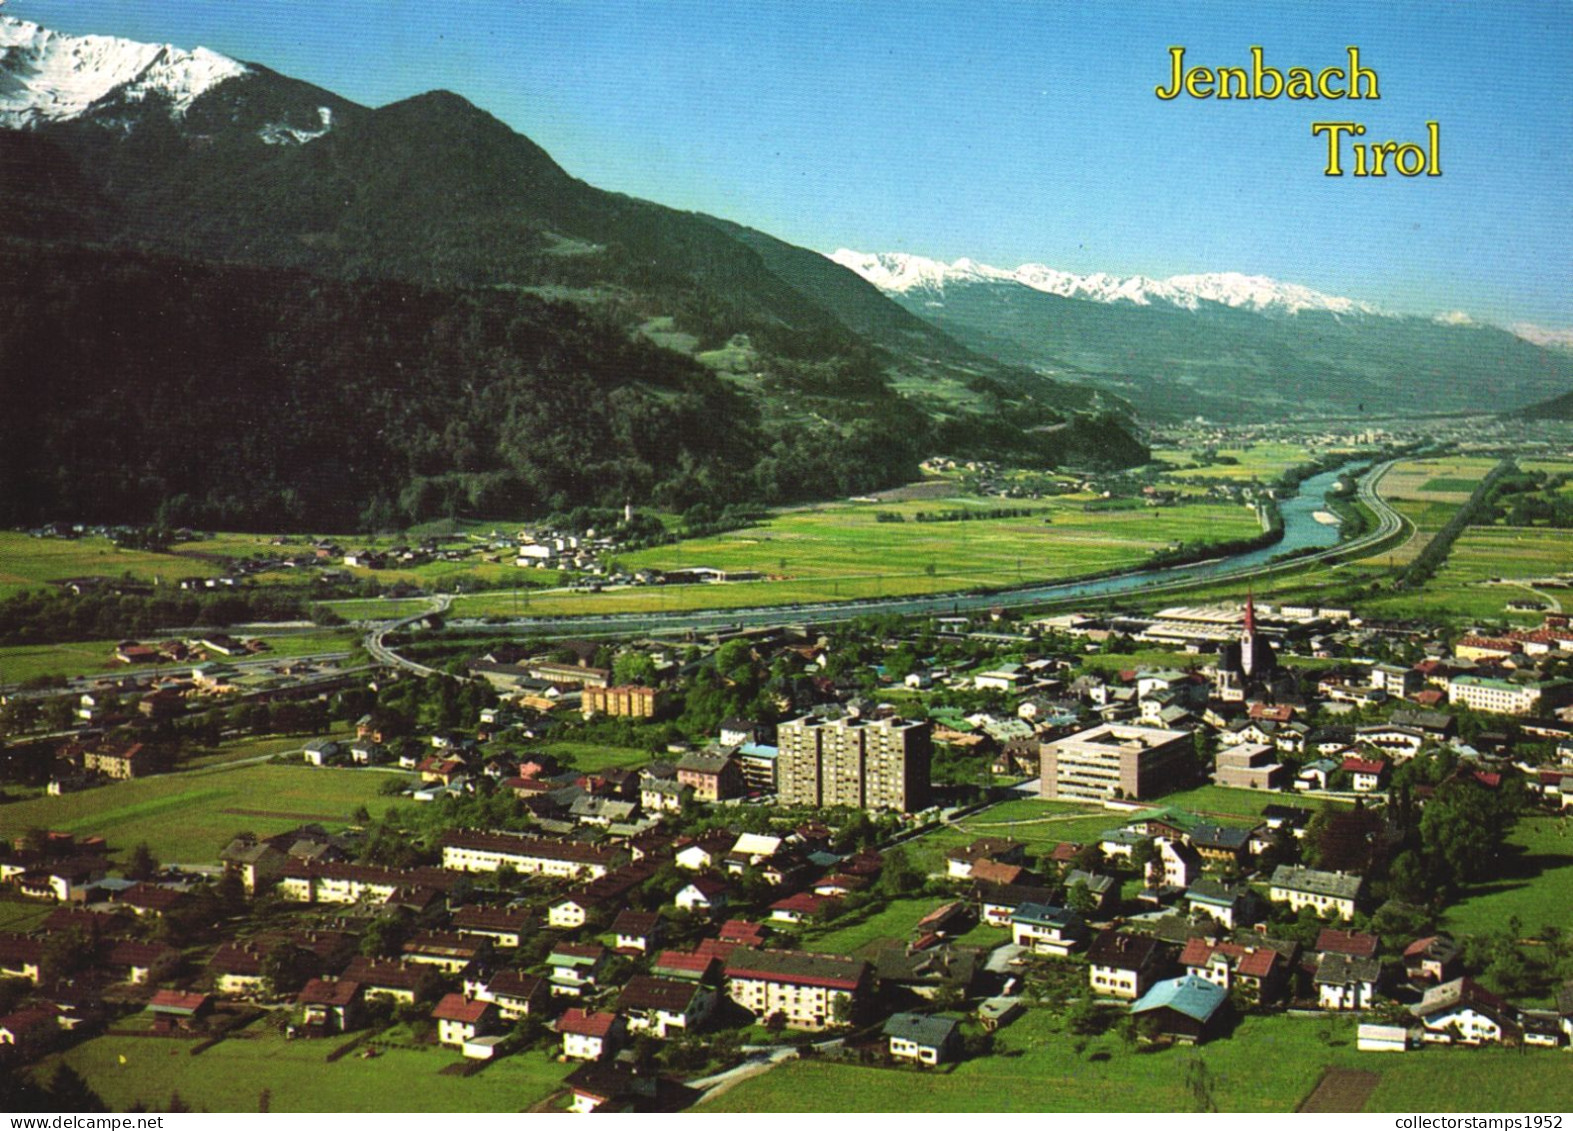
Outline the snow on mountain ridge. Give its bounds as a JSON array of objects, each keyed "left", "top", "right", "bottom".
[
  {"left": 829, "top": 248, "right": 1388, "bottom": 318},
  {"left": 0, "top": 16, "right": 249, "bottom": 129}
]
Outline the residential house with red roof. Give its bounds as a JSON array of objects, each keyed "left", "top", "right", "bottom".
[
  {"left": 1181, "top": 938, "right": 1286, "bottom": 1004},
  {"left": 296, "top": 977, "right": 363, "bottom": 1034},
  {"left": 1341, "top": 756, "right": 1388, "bottom": 793},
  {"left": 557, "top": 1008, "right": 624, "bottom": 1061},
  {"left": 431, "top": 994, "right": 499, "bottom": 1048}
]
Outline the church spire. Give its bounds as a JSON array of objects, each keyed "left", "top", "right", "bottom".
[{"left": 1241, "top": 587, "right": 1256, "bottom": 677}]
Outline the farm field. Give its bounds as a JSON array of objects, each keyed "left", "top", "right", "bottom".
[
  {"left": 903, "top": 792, "right": 1287, "bottom": 877},
  {"left": 1442, "top": 815, "right": 1573, "bottom": 938},
  {"left": 455, "top": 494, "right": 1261, "bottom": 618},
  {"left": 36, "top": 1025, "right": 572, "bottom": 1113},
  {"left": 0, "top": 755, "right": 409, "bottom": 867},
  {"left": 0, "top": 639, "right": 126, "bottom": 684},
  {"left": 704, "top": 1009, "right": 1572, "bottom": 1112},
  {"left": 1376, "top": 457, "right": 1499, "bottom": 503},
  {"left": 1358, "top": 526, "right": 1572, "bottom": 623},
  {"left": 318, "top": 597, "right": 438, "bottom": 621},
  {"left": 793, "top": 894, "right": 967, "bottom": 957},
  {"left": 0, "top": 532, "right": 224, "bottom": 600},
  {"left": 0, "top": 893, "right": 57, "bottom": 934},
  {"left": 1359, "top": 457, "right": 1494, "bottom": 569},
  {"left": 1150, "top": 442, "right": 1323, "bottom": 482}
]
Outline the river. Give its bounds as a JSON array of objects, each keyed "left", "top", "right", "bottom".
[{"left": 448, "top": 462, "right": 1368, "bottom": 635}]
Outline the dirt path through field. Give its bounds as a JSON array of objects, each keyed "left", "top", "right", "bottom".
[{"left": 1298, "top": 1067, "right": 1381, "bottom": 1112}]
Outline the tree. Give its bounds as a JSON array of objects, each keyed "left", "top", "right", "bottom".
[
  {"left": 1185, "top": 1057, "right": 1218, "bottom": 1112},
  {"left": 127, "top": 842, "right": 158, "bottom": 882},
  {"left": 1073, "top": 843, "right": 1107, "bottom": 876},
  {"left": 359, "top": 916, "right": 409, "bottom": 959},
  {"left": 45, "top": 1065, "right": 107, "bottom": 1114},
  {"left": 1066, "top": 880, "right": 1098, "bottom": 916},
  {"left": 612, "top": 652, "right": 658, "bottom": 686},
  {"left": 1065, "top": 994, "right": 1105, "bottom": 1036},
  {"left": 40, "top": 928, "right": 96, "bottom": 984},
  {"left": 876, "top": 847, "right": 923, "bottom": 897},
  {"left": 831, "top": 993, "right": 854, "bottom": 1026},
  {"left": 261, "top": 942, "right": 317, "bottom": 996}
]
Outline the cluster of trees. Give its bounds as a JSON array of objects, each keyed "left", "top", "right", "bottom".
[
  {"left": 908, "top": 507, "right": 1038, "bottom": 523},
  {"left": 1480, "top": 468, "right": 1573, "bottom": 529},
  {"left": 1381, "top": 751, "right": 1525, "bottom": 904},
  {"left": 0, "top": 584, "right": 315, "bottom": 647}
]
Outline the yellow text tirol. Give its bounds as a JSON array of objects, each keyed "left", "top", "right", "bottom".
[{"left": 1311, "top": 121, "right": 1441, "bottom": 177}]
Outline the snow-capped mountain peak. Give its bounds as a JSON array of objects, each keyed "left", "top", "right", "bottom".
[
  {"left": 828, "top": 248, "right": 1388, "bottom": 318},
  {"left": 0, "top": 16, "right": 249, "bottom": 129}
]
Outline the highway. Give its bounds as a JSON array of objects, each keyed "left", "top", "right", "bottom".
[{"left": 362, "top": 593, "right": 453, "bottom": 677}]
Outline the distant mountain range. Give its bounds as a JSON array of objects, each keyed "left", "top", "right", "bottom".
[
  {"left": 0, "top": 17, "right": 1142, "bottom": 529},
  {"left": 831, "top": 249, "right": 1573, "bottom": 419}
]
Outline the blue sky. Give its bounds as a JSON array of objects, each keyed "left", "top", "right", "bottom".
[{"left": 10, "top": 0, "right": 1572, "bottom": 328}]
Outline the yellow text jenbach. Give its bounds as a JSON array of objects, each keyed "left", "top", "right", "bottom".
[{"left": 1155, "top": 46, "right": 1379, "bottom": 101}]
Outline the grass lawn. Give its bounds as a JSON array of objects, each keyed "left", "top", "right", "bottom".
[
  {"left": 37, "top": 1026, "right": 571, "bottom": 1113},
  {"left": 705, "top": 1009, "right": 1572, "bottom": 1112},
  {"left": 1442, "top": 815, "right": 1573, "bottom": 938},
  {"left": 904, "top": 793, "right": 1287, "bottom": 877},
  {"left": 794, "top": 895, "right": 960, "bottom": 957},
  {"left": 0, "top": 756, "right": 411, "bottom": 867},
  {"left": 0, "top": 533, "right": 225, "bottom": 600},
  {"left": 1157, "top": 785, "right": 1349, "bottom": 821},
  {"left": 457, "top": 493, "right": 1259, "bottom": 618},
  {"left": 904, "top": 800, "right": 1130, "bottom": 874},
  {"left": 536, "top": 741, "right": 653, "bottom": 773},
  {"left": 1071, "top": 649, "right": 1208, "bottom": 675}
]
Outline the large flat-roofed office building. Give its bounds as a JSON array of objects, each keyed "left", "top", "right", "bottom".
[
  {"left": 776, "top": 715, "right": 931, "bottom": 812},
  {"left": 1040, "top": 723, "right": 1194, "bottom": 802}
]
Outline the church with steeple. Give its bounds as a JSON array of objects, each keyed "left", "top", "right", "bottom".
[{"left": 1215, "top": 592, "right": 1279, "bottom": 701}]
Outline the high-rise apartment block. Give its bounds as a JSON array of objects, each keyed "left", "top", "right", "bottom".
[{"left": 776, "top": 715, "right": 932, "bottom": 812}]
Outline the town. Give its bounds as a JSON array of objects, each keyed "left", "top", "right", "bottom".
[{"left": 3, "top": 542, "right": 1573, "bottom": 1110}]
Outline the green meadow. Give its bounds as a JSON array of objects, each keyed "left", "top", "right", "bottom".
[
  {"left": 37, "top": 1026, "right": 571, "bottom": 1113},
  {"left": 0, "top": 754, "right": 409, "bottom": 866},
  {"left": 1358, "top": 525, "right": 1571, "bottom": 623},
  {"left": 455, "top": 494, "right": 1260, "bottom": 618},
  {"left": 704, "top": 1009, "right": 1572, "bottom": 1113},
  {"left": 1443, "top": 816, "right": 1573, "bottom": 938},
  {"left": 0, "top": 532, "right": 224, "bottom": 600},
  {"left": 1151, "top": 441, "right": 1326, "bottom": 482}
]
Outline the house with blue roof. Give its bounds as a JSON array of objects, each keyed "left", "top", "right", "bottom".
[{"left": 1131, "top": 974, "right": 1229, "bottom": 1043}]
